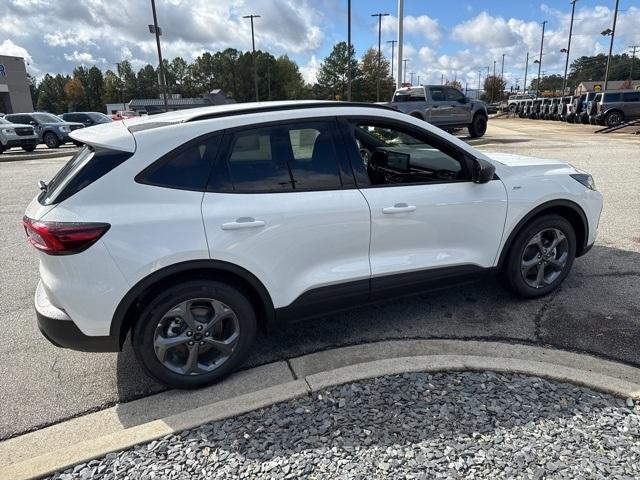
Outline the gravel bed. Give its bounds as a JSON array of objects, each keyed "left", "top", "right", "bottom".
[{"left": 48, "top": 372, "right": 640, "bottom": 480}]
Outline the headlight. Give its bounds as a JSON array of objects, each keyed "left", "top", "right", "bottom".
[
  {"left": 58, "top": 126, "right": 71, "bottom": 133},
  {"left": 1, "top": 128, "right": 16, "bottom": 135},
  {"left": 570, "top": 173, "right": 596, "bottom": 190}
]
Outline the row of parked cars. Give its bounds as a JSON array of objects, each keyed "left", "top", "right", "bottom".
[
  {"left": 0, "top": 111, "right": 113, "bottom": 154},
  {"left": 508, "top": 90, "right": 640, "bottom": 127}
]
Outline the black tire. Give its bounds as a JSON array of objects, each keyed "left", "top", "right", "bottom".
[
  {"left": 132, "top": 280, "right": 257, "bottom": 389},
  {"left": 467, "top": 113, "right": 487, "bottom": 138},
  {"left": 73, "top": 141, "right": 83, "bottom": 147},
  {"left": 604, "top": 110, "right": 624, "bottom": 128},
  {"left": 0, "top": 144, "right": 4, "bottom": 154},
  {"left": 410, "top": 112, "right": 424, "bottom": 121},
  {"left": 22, "top": 145, "right": 36, "bottom": 152},
  {"left": 43, "top": 132, "right": 60, "bottom": 149},
  {"left": 501, "top": 214, "right": 576, "bottom": 298}
]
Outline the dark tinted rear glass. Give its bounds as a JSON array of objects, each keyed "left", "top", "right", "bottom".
[
  {"left": 603, "top": 93, "right": 620, "bottom": 102},
  {"left": 39, "top": 146, "right": 133, "bottom": 205},
  {"left": 622, "top": 92, "right": 640, "bottom": 102},
  {"left": 136, "top": 135, "right": 221, "bottom": 191}
]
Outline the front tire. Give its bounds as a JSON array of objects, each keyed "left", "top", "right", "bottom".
[
  {"left": 43, "top": 132, "right": 60, "bottom": 149},
  {"left": 501, "top": 215, "right": 576, "bottom": 298},
  {"left": 468, "top": 113, "right": 487, "bottom": 138},
  {"left": 132, "top": 280, "right": 257, "bottom": 389},
  {"left": 604, "top": 111, "right": 624, "bottom": 128},
  {"left": 22, "top": 145, "right": 37, "bottom": 152}
]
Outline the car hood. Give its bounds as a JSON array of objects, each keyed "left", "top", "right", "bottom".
[
  {"left": 43, "top": 121, "right": 84, "bottom": 127},
  {"left": 482, "top": 151, "right": 577, "bottom": 177}
]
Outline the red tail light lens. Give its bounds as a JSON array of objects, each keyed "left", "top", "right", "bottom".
[{"left": 22, "top": 216, "right": 110, "bottom": 255}]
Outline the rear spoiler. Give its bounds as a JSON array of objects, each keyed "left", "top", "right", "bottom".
[{"left": 69, "top": 121, "right": 136, "bottom": 153}]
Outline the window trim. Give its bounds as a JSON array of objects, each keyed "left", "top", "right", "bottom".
[
  {"left": 135, "top": 132, "right": 223, "bottom": 192},
  {"left": 337, "top": 115, "right": 476, "bottom": 189},
  {"left": 207, "top": 117, "right": 356, "bottom": 194}
]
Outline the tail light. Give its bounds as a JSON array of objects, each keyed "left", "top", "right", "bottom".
[{"left": 22, "top": 216, "right": 110, "bottom": 255}]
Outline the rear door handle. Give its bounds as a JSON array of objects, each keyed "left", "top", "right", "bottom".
[
  {"left": 221, "top": 217, "right": 266, "bottom": 230},
  {"left": 382, "top": 203, "right": 417, "bottom": 214}
]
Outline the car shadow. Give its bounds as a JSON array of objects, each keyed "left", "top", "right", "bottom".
[{"left": 115, "top": 244, "right": 640, "bottom": 424}]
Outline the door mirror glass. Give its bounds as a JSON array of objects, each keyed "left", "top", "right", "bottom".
[{"left": 471, "top": 157, "right": 496, "bottom": 184}]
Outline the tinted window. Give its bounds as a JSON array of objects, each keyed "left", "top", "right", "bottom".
[
  {"left": 138, "top": 135, "right": 221, "bottom": 191},
  {"left": 7, "top": 114, "right": 32, "bottom": 124},
  {"left": 622, "top": 92, "right": 640, "bottom": 102},
  {"left": 603, "top": 93, "right": 620, "bottom": 102},
  {"left": 351, "top": 121, "right": 465, "bottom": 185},
  {"left": 32, "top": 113, "right": 63, "bottom": 123},
  {"left": 226, "top": 122, "right": 342, "bottom": 192},
  {"left": 430, "top": 87, "right": 445, "bottom": 101},
  {"left": 40, "top": 146, "right": 133, "bottom": 205},
  {"left": 393, "top": 88, "right": 426, "bottom": 102},
  {"left": 445, "top": 87, "right": 465, "bottom": 102}
]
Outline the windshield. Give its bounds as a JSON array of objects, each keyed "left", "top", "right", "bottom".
[
  {"left": 0, "top": 117, "right": 11, "bottom": 124},
  {"left": 32, "top": 113, "right": 63, "bottom": 124}
]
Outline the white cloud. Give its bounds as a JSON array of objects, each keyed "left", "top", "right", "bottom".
[
  {"left": 300, "top": 55, "right": 320, "bottom": 84},
  {"left": 63, "top": 51, "right": 106, "bottom": 66},
  {"left": 381, "top": 15, "right": 443, "bottom": 44},
  {"left": 0, "top": 39, "right": 32, "bottom": 64}
]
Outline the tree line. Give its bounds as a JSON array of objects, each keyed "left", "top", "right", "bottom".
[{"left": 30, "top": 43, "right": 394, "bottom": 114}]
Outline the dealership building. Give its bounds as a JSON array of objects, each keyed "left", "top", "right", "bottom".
[{"left": 0, "top": 55, "right": 34, "bottom": 114}]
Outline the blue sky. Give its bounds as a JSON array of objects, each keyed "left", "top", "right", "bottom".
[{"left": 1, "top": 0, "right": 639, "bottom": 90}]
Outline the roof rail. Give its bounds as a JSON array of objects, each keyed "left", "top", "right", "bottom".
[{"left": 185, "top": 101, "right": 396, "bottom": 123}]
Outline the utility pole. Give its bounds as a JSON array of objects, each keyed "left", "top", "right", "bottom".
[
  {"left": 387, "top": 40, "right": 397, "bottom": 88},
  {"left": 492, "top": 61, "right": 496, "bottom": 102},
  {"left": 149, "top": 0, "right": 168, "bottom": 112},
  {"left": 501, "top": 54, "right": 505, "bottom": 80},
  {"left": 523, "top": 52, "right": 529, "bottom": 93},
  {"left": 372, "top": 12, "right": 390, "bottom": 102},
  {"left": 604, "top": 0, "right": 619, "bottom": 91},
  {"left": 477, "top": 69, "right": 482, "bottom": 99},
  {"left": 402, "top": 59, "right": 409, "bottom": 85},
  {"left": 417, "top": 75, "right": 421, "bottom": 85},
  {"left": 243, "top": 14, "right": 261, "bottom": 102},
  {"left": 410, "top": 72, "right": 415, "bottom": 85},
  {"left": 396, "top": 0, "right": 404, "bottom": 88},
  {"left": 562, "top": 0, "right": 578, "bottom": 97},
  {"left": 441, "top": 73, "right": 444, "bottom": 85},
  {"left": 347, "top": 0, "right": 352, "bottom": 101},
  {"left": 536, "top": 20, "right": 547, "bottom": 96},
  {"left": 630, "top": 45, "right": 639, "bottom": 79}
]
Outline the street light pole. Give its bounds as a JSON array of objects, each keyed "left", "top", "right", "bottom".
[
  {"left": 347, "top": 0, "right": 352, "bottom": 101},
  {"left": 477, "top": 69, "right": 482, "bottom": 99},
  {"left": 536, "top": 20, "right": 548, "bottom": 96},
  {"left": 396, "top": 0, "right": 404, "bottom": 88},
  {"left": 402, "top": 59, "right": 409, "bottom": 85},
  {"left": 603, "top": 0, "right": 619, "bottom": 91},
  {"left": 387, "top": 40, "right": 397, "bottom": 88},
  {"left": 561, "top": 0, "right": 578, "bottom": 97},
  {"left": 149, "top": 0, "right": 168, "bottom": 112},
  {"left": 492, "top": 60, "right": 496, "bottom": 102},
  {"left": 243, "top": 14, "right": 261, "bottom": 102},
  {"left": 410, "top": 72, "right": 415, "bottom": 85},
  {"left": 372, "top": 13, "right": 390, "bottom": 102},
  {"left": 523, "top": 52, "right": 529, "bottom": 93}
]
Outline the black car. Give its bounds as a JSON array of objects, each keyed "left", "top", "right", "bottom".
[{"left": 61, "top": 112, "right": 113, "bottom": 127}]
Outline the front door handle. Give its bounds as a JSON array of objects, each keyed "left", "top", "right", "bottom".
[
  {"left": 221, "top": 217, "right": 266, "bottom": 230},
  {"left": 382, "top": 203, "right": 417, "bottom": 214}
]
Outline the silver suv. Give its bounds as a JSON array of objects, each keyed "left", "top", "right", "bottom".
[
  {"left": 594, "top": 90, "right": 640, "bottom": 127},
  {"left": 0, "top": 116, "right": 38, "bottom": 153}
]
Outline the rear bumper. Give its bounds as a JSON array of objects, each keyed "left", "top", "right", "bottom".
[{"left": 35, "top": 281, "right": 120, "bottom": 352}]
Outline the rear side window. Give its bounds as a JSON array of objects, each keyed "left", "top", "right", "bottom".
[
  {"left": 430, "top": 87, "right": 445, "bottom": 101},
  {"left": 224, "top": 121, "right": 343, "bottom": 193},
  {"left": 603, "top": 93, "right": 620, "bottom": 102},
  {"left": 622, "top": 92, "right": 640, "bottom": 102},
  {"left": 136, "top": 135, "right": 221, "bottom": 191},
  {"left": 445, "top": 87, "right": 465, "bottom": 102},
  {"left": 39, "top": 146, "right": 133, "bottom": 205}
]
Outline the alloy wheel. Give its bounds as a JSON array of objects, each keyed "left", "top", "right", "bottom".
[
  {"left": 520, "top": 228, "right": 569, "bottom": 289},
  {"left": 153, "top": 298, "right": 240, "bottom": 375}
]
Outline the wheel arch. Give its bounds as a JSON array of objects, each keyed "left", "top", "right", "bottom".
[
  {"left": 111, "top": 260, "right": 275, "bottom": 348},
  {"left": 409, "top": 111, "right": 424, "bottom": 120},
  {"left": 497, "top": 199, "right": 589, "bottom": 270}
]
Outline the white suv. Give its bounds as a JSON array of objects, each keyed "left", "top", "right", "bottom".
[{"left": 23, "top": 101, "right": 602, "bottom": 388}]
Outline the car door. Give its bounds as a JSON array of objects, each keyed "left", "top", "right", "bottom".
[
  {"left": 426, "top": 86, "right": 454, "bottom": 124},
  {"left": 341, "top": 116, "right": 507, "bottom": 297},
  {"left": 201, "top": 118, "right": 372, "bottom": 315},
  {"left": 622, "top": 92, "right": 640, "bottom": 118},
  {"left": 445, "top": 87, "right": 471, "bottom": 124}
]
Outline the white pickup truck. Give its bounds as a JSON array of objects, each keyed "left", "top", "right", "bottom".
[{"left": 384, "top": 85, "right": 489, "bottom": 137}]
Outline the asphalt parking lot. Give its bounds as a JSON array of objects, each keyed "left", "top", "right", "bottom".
[{"left": 0, "top": 118, "right": 638, "bottom": 441}]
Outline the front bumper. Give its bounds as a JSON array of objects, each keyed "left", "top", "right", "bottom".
[
  {"left": 3, "top": 137, "right": 38, "bottom": 148},
  {"left": 35, "top": 281, "right": 120, "bottom": 352}
]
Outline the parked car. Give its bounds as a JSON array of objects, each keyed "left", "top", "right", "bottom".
[
  {"left": 385, "top": 85, "right": 489, "bottom": 137},
  {"left": 592, "top": 90, "right": 640, "bottom": 127},
  {"left": 507, "top": 94, "right": 536, "bottom": 113},
  {"left": 62, "top": 112, "right": 113, "bottom": 127},
  {"left": 486, "top": 102, "right": 500, "bottom": 115},
  {"left": 530, "top": 98, "right": 543, "bottom": 119},
  {"left": 558, "top": 96, "right": 573, "bottom": 121},
  {"left": 521, "top": 99, "right": 533, "bottom": 118},
  {"left": 111, "top": 110, "right": 140, "bottom": 121},
  {"left": 539, "top": 98, "right": 552, "bottom": 120},
  {"left": 586, "top": 93, "right": 603, "bottom": 125},
  {"left": 0, "top": 116, "right": 39, "bottom": 153},
  {"left": 23, "top": 101, "right": 602, "bottom": 388},
  {"left": 5, "top": 112, "right": 84, "bottom": 148},
  {"left": 577, "top": 92, "right": 598, "bottom": 124}
]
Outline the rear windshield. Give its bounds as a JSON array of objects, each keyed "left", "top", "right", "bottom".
[
  {"left": 39, "top": 145, "right": 132, "bottom": 205},
  {"left": 393, "top": 88, "right": 426, "bottom": 102}
]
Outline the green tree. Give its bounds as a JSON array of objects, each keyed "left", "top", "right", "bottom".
[
  {"left": 445, "top": 79, "right": 464, "bottom": 91},
  {"left": 64, "top": 76, "right": 89, "bottom": 111},
  {"left": 86, "top": 66, "right": 104, "bottom": 111},
  {"left": 273, "top": 55, "right": 307, "bottom": 100},
  {"left": 102, "top": 70, "right": 123, "bottom": 105},
  {"left": 117, "top": 60, "right": 139, "bottom": 101},
  {"left": 355, "top": 48, "right": 393, "bottom": 102},
  {"left": 529, "top": 74, "right": 563, "bottom": 94},
  {"left": 36, "top": 74, "right": 68, "bottom": 113},
  {"left": 27, "top": 73, "right": 38, "bottom": 107},
  {"left": 137, "top": 64, "right": 159, "bottom": 99},
  {"left": 481, "top": 75, "right": 507, "bottom": 102},
  {"left": 316, "top": 42, "right": 360, "bottom": 100}
]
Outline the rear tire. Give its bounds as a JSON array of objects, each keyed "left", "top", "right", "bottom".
[
  {"left": 501, "top": 215, "right": 576, "bottom": 298},
  {"left": 132, "top": 280, "right": 257, "bottom": 389},
  {"left": 43, "top": 132, "right": 60, "bottom": 149},
  {"left": 467, "top": 113, "right": 487, "bottom": 138}
]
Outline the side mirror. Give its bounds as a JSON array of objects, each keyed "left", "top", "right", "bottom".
[
  {"left": 471, "top": 157, "right": 496, "bottom": 184},
  {"left": 29, "top": 120, "right": 37, "bottom": 126}
]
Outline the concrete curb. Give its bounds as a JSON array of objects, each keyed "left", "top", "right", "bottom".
[
  {"left": 0, "top": 149, "right": 76, "bottom": 162},
  {"left": 2, "top": 339, "right": 640, "bottom": 480}
]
